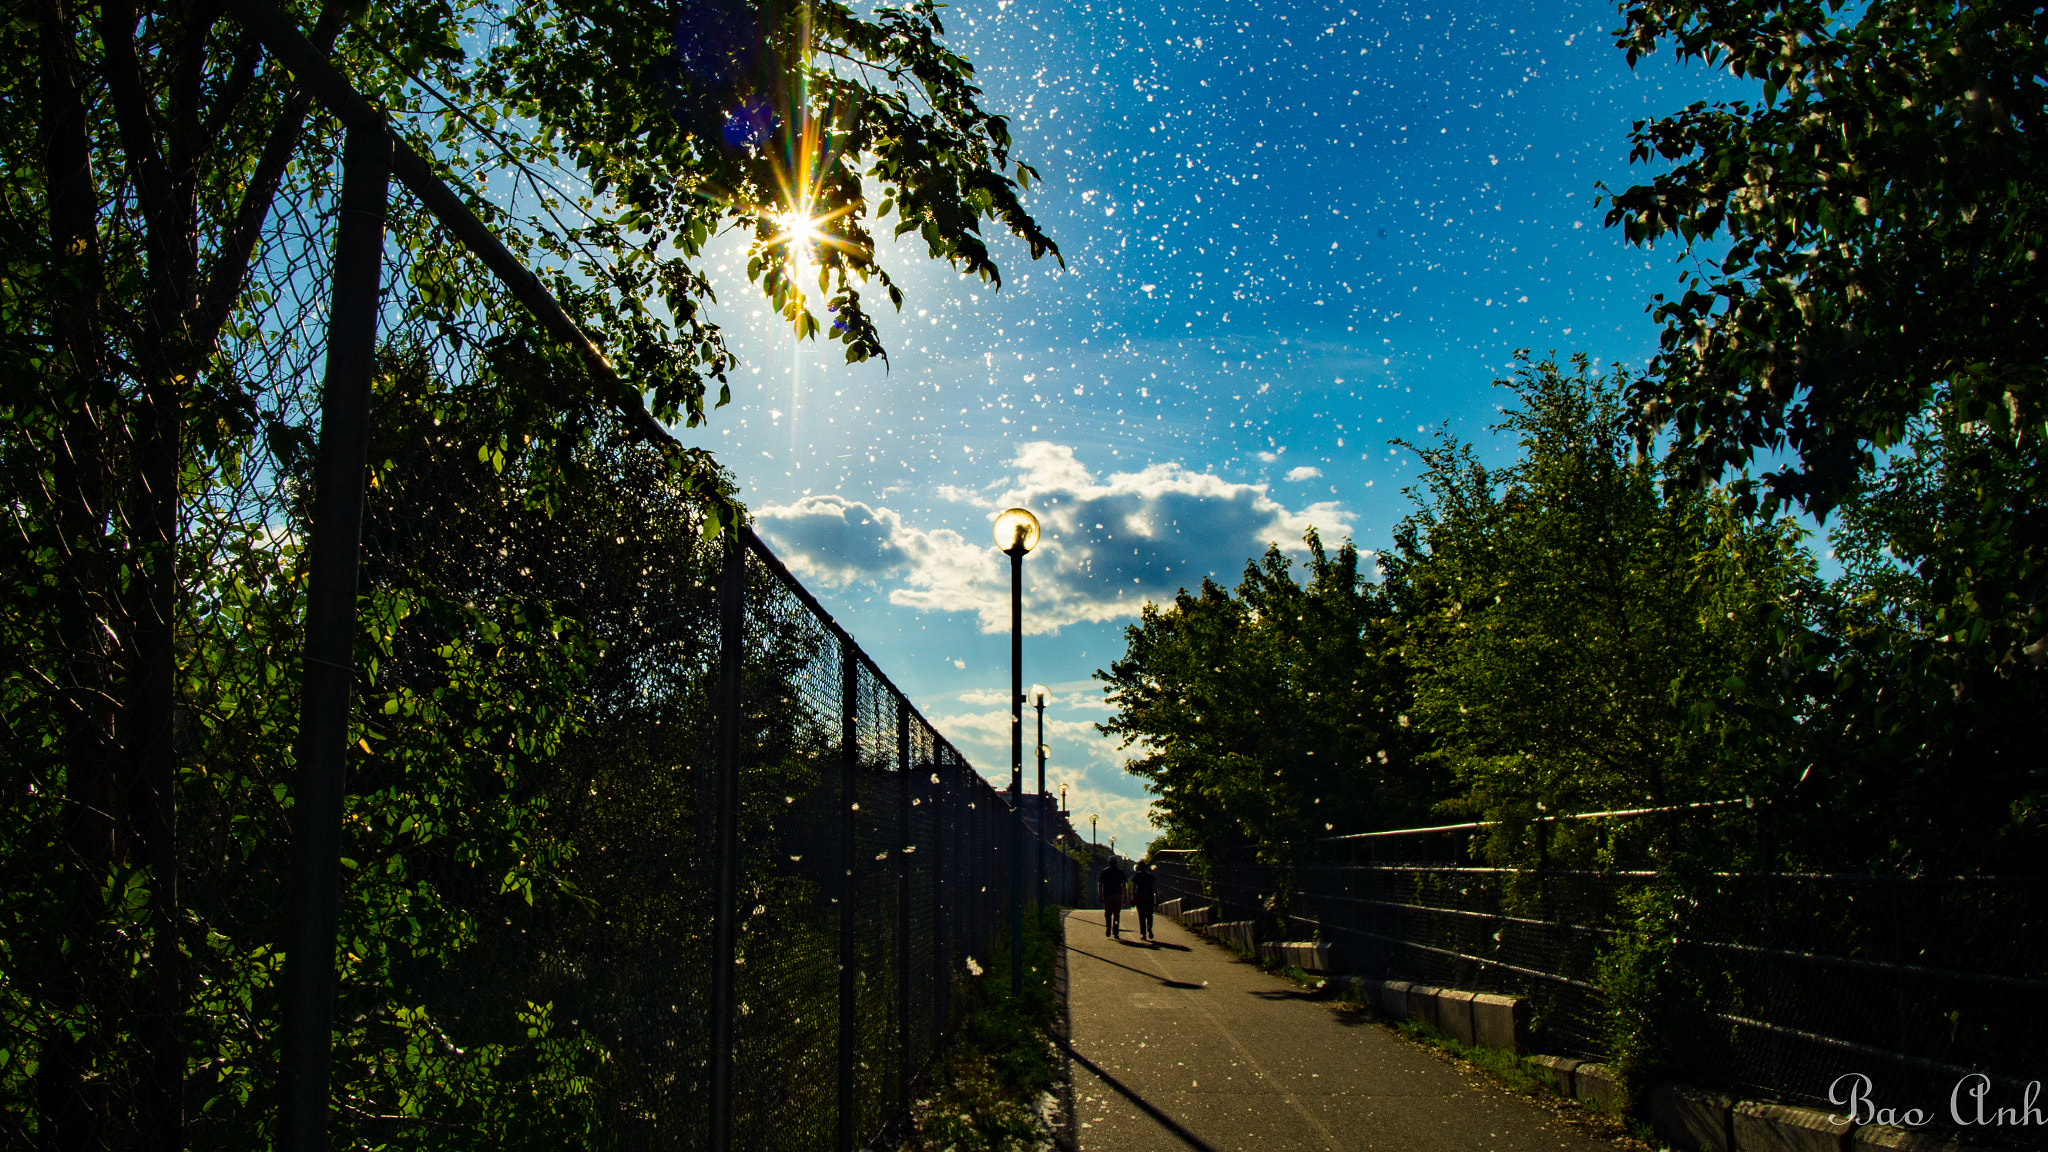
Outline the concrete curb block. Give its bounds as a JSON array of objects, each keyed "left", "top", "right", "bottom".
[
  {"left": 1436, "top": 988, "right": 1478, "bottom": 1045},
  {"left": 1181, "top": 906, "right": 1213, "bottom": 927},
  {"left": 1380, "top": 979, "right": 1412, "bottom": 1019},
  {"left": 1341, "top": 975, "right": 1384, "bottom": 1007},
  {"left": 1210, "top": 919, "right": 1256, "bottom": 954},
  {"left": 1573, "top": 1062, "right": 1619, "bottom": 1112},
  {"left": 1470, "top": 992, "right": 1526, "bottom": 1054},
  {"left": 1653, "top": 1082, "right": 1735, "bottom": 1152},
  {"left": 1732, "top": 1101, "right": 1853, "bottom": 1152},
  {"left": 1408, "top": 984, "right": 1445, "bottom": 1032},
  {"left": 1158, "top": 898, "right": 1181, "bottom": 921},
  {"left": 1638, "top": 1086, "right": 1998, "bottom": 1152},
  {"left": 1257, "top": 941, "right": 1336, "bottom": 973},
  {"left": 1848, "top": 1125, "right": 1970, "bottom": 1152},
  {"left": 1526, "top": 1055, "right": 1581, "bottom": 1097}
]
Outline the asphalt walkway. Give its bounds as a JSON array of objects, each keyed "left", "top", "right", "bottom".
[{"left": 1059, "top": 908, "right": 1615, "bottom": 1152}]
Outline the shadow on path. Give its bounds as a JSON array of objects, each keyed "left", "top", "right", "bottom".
[
  {"left": 1064, "top": 943, "right": 1206, "bottom": 989},
  {"left": 1055, "top": 1037, "right": 1222, "bottom": 1152}
]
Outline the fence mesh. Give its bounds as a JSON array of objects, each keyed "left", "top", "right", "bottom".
[
  {"left": 1153, "top": 823, "right": 2046, "bottom": 1120},
  {"left": 368, "top": 527, "right": 1085, "bottom": 1152},
  {"left": 2, "top": 145, "right": 1082, "bottom": 1145}
]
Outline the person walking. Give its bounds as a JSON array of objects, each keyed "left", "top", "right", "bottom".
[
  {"left": 1098, "top": 857, "right": 1127, "bottom": 937},
  {"left": 1132, "top": 858, "right": 1157, "bottom": 941}
]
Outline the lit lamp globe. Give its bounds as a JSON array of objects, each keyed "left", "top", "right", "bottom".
[{"left": 993, "top": 507, "right": 1041, "bottom": 555}]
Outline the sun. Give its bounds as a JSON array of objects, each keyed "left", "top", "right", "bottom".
[{"left": 775, "top": 206, "right": 827, "bottom": 252}]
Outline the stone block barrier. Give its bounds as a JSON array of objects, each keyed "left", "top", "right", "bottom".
[
  {"left": 1209, "top": 919, "right": 1257, "bottom": 954},
  {"left": 1527, "top": 1055, "right": 1581, "bottom": 1095},
  {"left": 1257, "top": 941, "right": 1336, "bottom": 972},
  {"left": 1435, "top": 988, "right": 1478, "bottom": 1046},
  {"left": 1651, "top": 1082, "right": 1734, "bottom": 1152},
  {"left": 1470, "top": 992, "right": 1526, "bottom": 1053},
  {"left": 1321, "top": 974, "right": 1997, "bottom": 1152},
  {"left": 1572, "top": 1062, "right": 1619, "bottom": 1111},
  {"left": 1731, "top": 1101, "right": 1855, "bottom": 1152}
]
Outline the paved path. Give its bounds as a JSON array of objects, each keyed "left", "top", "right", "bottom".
[{"left": 1059, "top": 909, "right": 1614, "bottom": 1152}]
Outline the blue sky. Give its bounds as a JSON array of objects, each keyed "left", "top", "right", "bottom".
[{"left": 671, "top": 0, "right": 1753, "bottom": 850}]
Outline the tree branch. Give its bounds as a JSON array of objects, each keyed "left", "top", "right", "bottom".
[
  {"left": 194, "top": 0, "right": 350, "bottom": 352},
  {"left": 97, "top": 0, "right": 176, "bottom": 262}
]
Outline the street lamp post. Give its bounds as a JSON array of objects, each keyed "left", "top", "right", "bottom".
[
  {"left": 1089, "top": 814, "right": 1098, "bottom": 911},
  {"left": 1031, "top": 684, "right": 1048, "bottom": 910},
  {"left": 994, "top": 507, "right": 1039, "bottom": 997}
]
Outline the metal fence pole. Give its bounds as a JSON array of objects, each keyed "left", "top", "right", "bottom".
[
  {"left": 277, "top": 123, "right": 390, "bottom": 1152},
  {"left": 707, "top": 531, "right": 745, "bottom": 1151},
  {"left": 1035, "top": 703, "right": 1045, "bottom": 910},
  {"left": 896, "top": 702, "right": 911, "bottom": 1118},
  {"left": 932, "top": 757, "right": 947, "bottom": 1051},
  {"left": 838, "top": 643, "right": 858, "bottom": 1152},
  {"left": 971, "top": 791, "right": 982, "bottom": 958}
]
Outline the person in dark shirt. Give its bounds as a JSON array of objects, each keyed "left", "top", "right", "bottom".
[
  {"left": 1098, "top": 858, "right": 1127, "bottom": 937},
  {"left": 1132, "top": 859, "right": 1157, "bottom": 941}
]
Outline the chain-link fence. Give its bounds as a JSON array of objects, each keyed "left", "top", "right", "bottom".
[
  {"left": 1155, "top": 818, "right": 2046, "bottom": 1121},
  {"left": 0, "top": 11, "right": 1078, "bottom": 1145},
  {"left": 708, "top": 528, "right": 1082, "bottom": 1151}
]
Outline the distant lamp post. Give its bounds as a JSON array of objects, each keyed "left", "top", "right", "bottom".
[
  {"left": 1089, "top": 814, "right": 1099, "bottom": 910},
  {"left": 1031, "top": 684, "right": 1050, "bottom": 909},
  {"left": 994, "top": 507, "right": 1039, "bottom": 996}
]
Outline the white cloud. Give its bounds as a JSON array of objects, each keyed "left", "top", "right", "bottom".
[
  {"left": 763, "top": 442, "right": 1353, "bottom": 634},
  {"left": 1285, "top": 465, "right": 1323, "bottom": 481},
  {"left": 750, "top": 495, "right": 912, "bottom": 586}
]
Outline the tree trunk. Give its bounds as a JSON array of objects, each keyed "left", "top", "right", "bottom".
[{"left": 35, "top": 2, "right": 119, "bottom": 1146}]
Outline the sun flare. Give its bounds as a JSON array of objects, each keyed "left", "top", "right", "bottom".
[{"left": 775, "top": 207, "right": 828, "bottom": 253}]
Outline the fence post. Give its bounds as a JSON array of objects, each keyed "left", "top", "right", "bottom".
[
  {"left": 896, "top": 701, "right": 911, "bottom": 1118},
  {"left": 278, "top": 122, "right": 390, "bottom": 1152},
  {"left": 932, "top": 756, "right": 946, "bottom": 1051},
  {"left": 838, "top": 643, "right": 858, "bottom": 1152},
  {"left": 707, "top": 530, "right": 745, "bottom": 1151}
]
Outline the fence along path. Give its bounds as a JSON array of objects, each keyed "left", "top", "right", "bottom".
[
  {"left": 711, "top": 527, "right": 1084, "bottom": 1150},
  {"left": 1150, "top": 810, "right": 2047, "bottom": 1124},
  {"left": 165, "top": 4, "right": 1074, "bottom": 1148}
]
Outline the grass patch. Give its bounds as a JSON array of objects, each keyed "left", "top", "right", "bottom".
[
  {"left": 1366, "top": 1011, "right": 1654, "bottom": 1146},
  {"left": 1272, "top": 971, "right": 1657, "bottom": 1147},
  {"left": 1386, "top": 1017, "right": 1560, "bottom": 1098},
  {"left": 890, "top": 907, "right": 1064, "bottom": 1152}
]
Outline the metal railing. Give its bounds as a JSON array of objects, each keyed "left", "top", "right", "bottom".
[
  {"left": 2, "top": 3, "right": 1080, "bottom": 1144},
  {"left": 1152, "top": 817, "right": 2046, "bottom": 1118},
  {"left": 698, "top": 527, "right": 1082, "bottom": 1150}
]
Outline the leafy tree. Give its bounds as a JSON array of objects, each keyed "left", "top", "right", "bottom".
[
  {"left": 1097, "top": 534, "right": 1436, "bottom": 866},
  {"left": 2, "top": 0, "right": 1057, "bottom": 1142},
  {"left": 1607, "top": 0, "right": 2048, "bottom": 870},
  {"left": 1383, "top": 355, "right": 1814, "bottom": 864},
  {"left": 1768, "top": 415, "right": 2048, "bottom": 872},
  {"left": 1609, "top": 0, "right": 2048, "bottom": 516}
]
